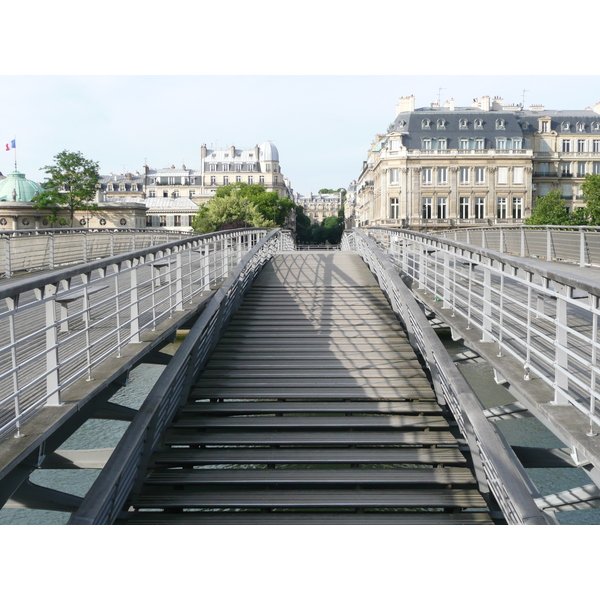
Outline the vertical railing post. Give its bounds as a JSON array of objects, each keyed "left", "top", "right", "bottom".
[
  {"left": 481, "top": 263, "right": 493, "bottom": 343},
  {"left": 6, "top": 295, "right": 24, "bottom": 436},
  {"left": 175, "top": 250, "right": 184, "bottom": 312},
  {"left": 442, "top": 249, "right": 451, "bottom": 310},
  {"left": 554, "top": 288, "right": 570, "bottom": 405},
  {"left": 580, "top": 228, "right": 586, "bottom": 267},
  {"left": 83, "top": 230, "right": 88, "bottom": 263},
  {"left": 5, "top": 235, "right": 11, "bottom": 278},
  {"left": 110, "top": 231, "right": 115, "bottom": 257},
  {"left": 129, "top": 259, "right": 141, "bottom": 343},
  {"left": 44, "top": 284, "right": 62, "bottom": 406},
  {"left": 49, "top": 232, "right": 54, "bottom": 270},
  {"left": 499, "top": 228, "right": 504, "bottom": 253},
  {"left": 546, "top": 226, "right": 552, "bottom": 261},
  {"left": 521, "top": 227, "right": 526, "bottom": 257}
]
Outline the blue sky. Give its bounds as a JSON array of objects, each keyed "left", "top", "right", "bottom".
[{"left": 3, "top": 75, "right": 600, "bottom": 195}]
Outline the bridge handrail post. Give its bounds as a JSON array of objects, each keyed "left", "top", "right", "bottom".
[
  {"left": 580, "top": 228, "right": 586, "bottom": 267},
  {"left": 43, "top": 284, "right": 61, "bottom": 406},
  {"left": 5, "top": 235, "right": 11, "bottom": 278}
]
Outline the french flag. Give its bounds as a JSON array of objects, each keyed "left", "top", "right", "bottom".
[{"left": 5, "top": 139, "right": 15, "bottom": 151}]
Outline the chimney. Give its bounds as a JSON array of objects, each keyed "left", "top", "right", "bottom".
[
  {"left": 492, "top": 96, "right": 504, "bottom": 110},
  {"left": 443, "top": 98, "right": 455, "bottom": 111},
  {"left": 201, "top": 144, "right": 207, "bottom": 160},
  {"left": 593, "top": 102, "right": 600, "bottom": 115},
  {"left": 480, "top": 96, "right": 491, "bottom": 111},
  {"left": 395, "top": 95, "right": 415, "bottom": 115},
  {"left": 529, "top": 104, "right": 545, "bottom": 112}
]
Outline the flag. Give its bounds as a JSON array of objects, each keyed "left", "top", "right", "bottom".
[
  {"left": 4, "top": 143, "right": 8, "bottom": 151},
  {"left": 5, "top": 140, "right": 15, "bottom": 151}
]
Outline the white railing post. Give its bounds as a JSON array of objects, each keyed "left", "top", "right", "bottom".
[
  {"left": 580, "top": 229, "right": 586, "bottom": 267},
  {"left": 44, "top": 284, "right": 61, "bottom": 406},
  {"left": 554, "top": 290, "right": 570, "bottom": 405},
  {"left": 83, "top": 230, "right": 88, "bottom": 263},
  {"left": 5, "top": 236, "right": 11, "bottom": 278},
  {"left": 546, "top": 226, "right": 552, "bottom": 261},
  {"left": 49, "top": 232, "right": 54, "bottom": 270},
  {"left": 481, "top": 264, "right": 494, "bottom": 343},
  {"left": 129, "top": 260, "right": 141, "bottom": 343},
  {"left": 175, "top": 251, "right": 184, "bottom": 312},
  {"left": 521, "top": 227, "right": 526, "bottom": 257}
]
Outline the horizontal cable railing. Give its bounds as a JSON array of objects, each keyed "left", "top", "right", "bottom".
[
  {"left": 343, "top": 229, "right": 550, "bottom": 524},
  {"left": 68, "top": 228, "right": 294, "bottom": 525},
  {"left": 370, "top": 225, "right": 600, "bottom": 268},
  {"left": 367, "top": 226, "right": 600, "bottom": 434},
  {"left": 0, "top": 227, "right": 195, "bottom": 277},
  {"left": 0, "top": 228, "right": 274, "bottom": 440}
]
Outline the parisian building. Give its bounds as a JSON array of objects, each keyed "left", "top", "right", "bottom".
[
  {"left": 353, "top": 95, "right": 600, "bottom": 229},
  {"left": 294, "top": 192, "right": 343, "bottom": 224}
]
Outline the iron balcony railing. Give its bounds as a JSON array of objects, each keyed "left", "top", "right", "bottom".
[
  {"left": 343, "top": 229, "right": 550, "bottom": 525},
  {"left": 68, "top": 228, "right": 294, "bottom": 525},
  {"left": 0, "top": 228, "right": 274, "bottom": 440},
  {"left": 367, "top": 226, "right": 600, "bottom": 435},
  {"left": 0, "top": 227, "right": 195, "bottom": 278}
]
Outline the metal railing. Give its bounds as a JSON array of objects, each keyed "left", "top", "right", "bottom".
[
  {"left": 375, "top": 225, "right": 600, "bottom": 268},
  {"left": 0, "top": 228, "right": 274, "bottom": 440},
  {"left": 367, "top": 226, "right": 600, "bottom": 434},
  {"left": 0, "top": 227, "right": 195, "bottom": 277},
  {"left": 68, "top": 228, "right": 294, "bottom": 524},
  {"left": 343, "top": 229, "right": 550, "bottom": 524}
]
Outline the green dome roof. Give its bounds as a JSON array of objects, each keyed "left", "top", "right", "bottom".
[{"left": 0, "top": 171, "right": 44, "bottom": 203}]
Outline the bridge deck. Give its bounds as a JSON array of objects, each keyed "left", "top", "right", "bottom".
[{"left": 122, "top": 252, "right": 493, "bottom": 525}]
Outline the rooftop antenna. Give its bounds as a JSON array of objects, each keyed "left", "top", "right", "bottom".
[
  {"left": 437, "top": 87, "right": 445, "bottom": 106},
  {"left": 522, "top": 89, "right": 529, "bottom": 107}
]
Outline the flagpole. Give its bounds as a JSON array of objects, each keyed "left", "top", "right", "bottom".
[{"left": 13, "top": 136, "right": 17, "bottom": 171}]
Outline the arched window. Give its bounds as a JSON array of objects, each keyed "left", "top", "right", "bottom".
[
  {"left": 422, "top": 119, "right": 431, "bottom": 129},
  {"left": 495, "top": 119, "right": 505, "bottom": 130},
  {"left": 436, "top": 119, "right": 446, "bottom": 130}
]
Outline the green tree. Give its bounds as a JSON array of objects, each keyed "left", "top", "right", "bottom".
[
  {"left": 526, "top": 190, "right": 570, "bottom": 225},
  {"left": 192, "top": 189, "right": 272, "bottom": 233},
  {"left": 581, "top": 173, "right": 600, "bottom": 225},
  {"left": 215, "top": 182, "right": 294, "bottom": 227},
  {"left": 34, "top": 150, "right": 100, "bottom": 226},
  {"left": 295, "top": 205, "right": 312, "bottom": 242}
]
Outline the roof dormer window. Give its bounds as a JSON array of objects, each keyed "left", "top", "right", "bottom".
[
  {"left": 422, "top": 119, "right": 431, "bottom": 129},
  {"left": 459, "top": 118, "right": 468, "bottom": 129},
  {"left": 561, "top": 121, "right": 570, "bottom": 132},
  {"left": 495, "top": 118, "right": 505, "bottom": 130},
  {"left": 436, "top": 119, "right": 446, "bottom": 130},
  {"left": 593, "top": 122, "right": 600, "bottom": 132},
  {"left": 397, "top": 119, "right": 407, "bottom": 129},
  {"left": 474, "top": 118, "right": 483, "bottom": 129},
  {"left": 577, "top": 122, "right": 585, "bottom": 132}
]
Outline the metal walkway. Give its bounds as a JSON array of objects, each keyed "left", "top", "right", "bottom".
[{"left": 121, "top": 252, "right": 493, "bottom": 524}]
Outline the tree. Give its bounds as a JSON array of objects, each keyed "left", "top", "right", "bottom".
[
  {"left": 192, "top": 189, "right": 272, "bottom": 233},
  {"left": 214, "top": 182, "right": 294, "bottom": 227},
  {"left": 581, "top": 173, "right": 600, "bottom": 225},
  {"left": 526, "top": 190, "right": 570, "bottom": 226},
  {"left": 295, "top": 205, "right": 312, "bottom": 242},
  {"left": 34, "top": 150, "right": 100, "bottom": 226}
]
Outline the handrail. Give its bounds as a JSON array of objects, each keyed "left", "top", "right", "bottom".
[
  {"left": 0, "top": 228, "right": 272, "bottom": 439},
  {"left": 68, "top": 228, "right": 294, "bottom": 524},
  {"left": 0, "top": 227, "right": 196, "bottom": 277},
  {"left": 343, "top": 228, "right": 551, "bottom": 524},
  {"left": 367, "top": 225, "right": 600, "bottom": 268}
]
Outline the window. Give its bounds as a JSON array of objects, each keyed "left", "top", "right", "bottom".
[
  {"left": 497, "top": 197, "right": 508, "bottom": 219},
  {"left": 459, "top": 118, "right": 468, "bottom": 129},
  {"left": 422, "top": 168, "right": 432, "bottom": 184},
  {"left": 459, "top": 138, "right": 469, "bottom": 150},
  {"left": 594, "top": 162, "right": 600, "bottom": 174},
  {"left": 209, "top": 163, "right": 216, "bottom": 171},
  {"left": 398, "top": 120, "right": 407, "bottom": 129},
  {"left": 562, "top": 162, "right": 571, "bottom": 176},
  {"left": 496, "top": 119, "right": 506, "bottom": 130},
  {"left": 274, "top": 176, "right": 278, "bottom": 184},
  {"left": 475, "top": 167, "right": 485, "bottom": 184},
  {"left": 189, "top": 190, "right": 195, "bottom": 198},
  {"left": 538, "top": 162, "right": 549, "bottom": 175},
  {"left": 460, "top": 167, "right": 470, "bottom": 184},
  {"left": 148, "top": 189, "right": 156, "bottom": 198},
  {"left": 541, "top": 121, "right": 549, "bottom": 133},
  {"left": 390, "top": 139, "right": 400, "bottom": 151},
  {"left": 593, "top": 122, "right": 600, "bottom": 132},
  {"left": 474, "top": 119, "right": 483, "bottom": 130},
  {"left": 561, "top": 122, "right": 571, "bottom": 132},
  {"left": 248, "top": 164, "right": 254, "bottom": 171},
  {"left": 159, "top": 215, "right": 167, "bottom": 227},
  {"left": 496, "top": 137, "right": 507, "bottom": 149},
  {"left": 436, "top": 119, "right": 446, "bottom": 130},
  {"left": 119, "top": 184, "right": 126, "bottom": 191},
  {"left": 163, "top": 190, "right": 169, "bottom": 198},
  {"left": 594, "top": 140, "right": 600, "bottom": 152},
  {"left": 223, "top": 164, "right": 229, "bottom": 172},
  {"left": 422, "top": 197, "right": 432, "bottom": 219},
  {"left": 390, "top": 197, "right": 399, "bottom": 219},
  {"left": 210, "top": 176, "right": 216, "bottom": 185},
  {"left": 459, "top": 197, "right": 470, "bottom": 219},
  {"left": 577, "top": 139, "right": 586, "bottom": 152},
  {"left": 562, "top": 183, "right": 572, "bottom": 197},
  {"left": 437, "top": 167, "right": 447, "bottom": 184},
  {"left": 475, "top": 197, "right": 485, "bottom": 218},
  {"left": 422, "top": 119, "right": 431, "bottom": 129},
  {"left": 248, "top": 176, "right": 253, "bottom": 184},
  {"left": 513, "top": 167, "right": 523, "bottom": 185},
  {"left": 236, "top": 164, "right": 242, "bottom": 172},
  {"left": 498, "top": 167, "right": 508, "bottom": 184},
  {"left": 389, "top": 168, "right": 399, "bottom": 184},
  {"left": 173, "top": 190, "right": 180, "bottom": 198},
  {"left": 538, "top": 184, "right": 551, "bottom": 196},
  {"left": 259, "top": 175, "right": 265, "bottom": 184},
  {"left": 422, "top": 138, "right": 432, "bottom": 150},
  {"left": 474, "top": 138, "right": 484, "bottom": 150},
  {"left": 438, "top": 138, "right": 447, "bottom": 150},
  {"left": 437, "top": 197, "right": 447, "bottom": 219},
  {"left": 236, "top": 176, "right": 241, "bottom": 182},
  {"left": 174, "top": 215, "right": 182, "bottom": 227},
  {"left": 512, "top": 198, "right": 522, "bottom": 219},
  {"left": 512, "top": 138, "right": 522, "bottom": 149},
  {"left": 578, "top": 162, "right": 586, "bottom": 177}
]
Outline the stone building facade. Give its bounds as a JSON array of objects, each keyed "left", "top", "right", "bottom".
[{"left": 354, "top": 95, "right": 600, "bottom": 229}]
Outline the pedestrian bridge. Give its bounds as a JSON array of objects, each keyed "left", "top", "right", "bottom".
[{"left": 3, "top": 226, "right": 600, "bottom": 524}]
